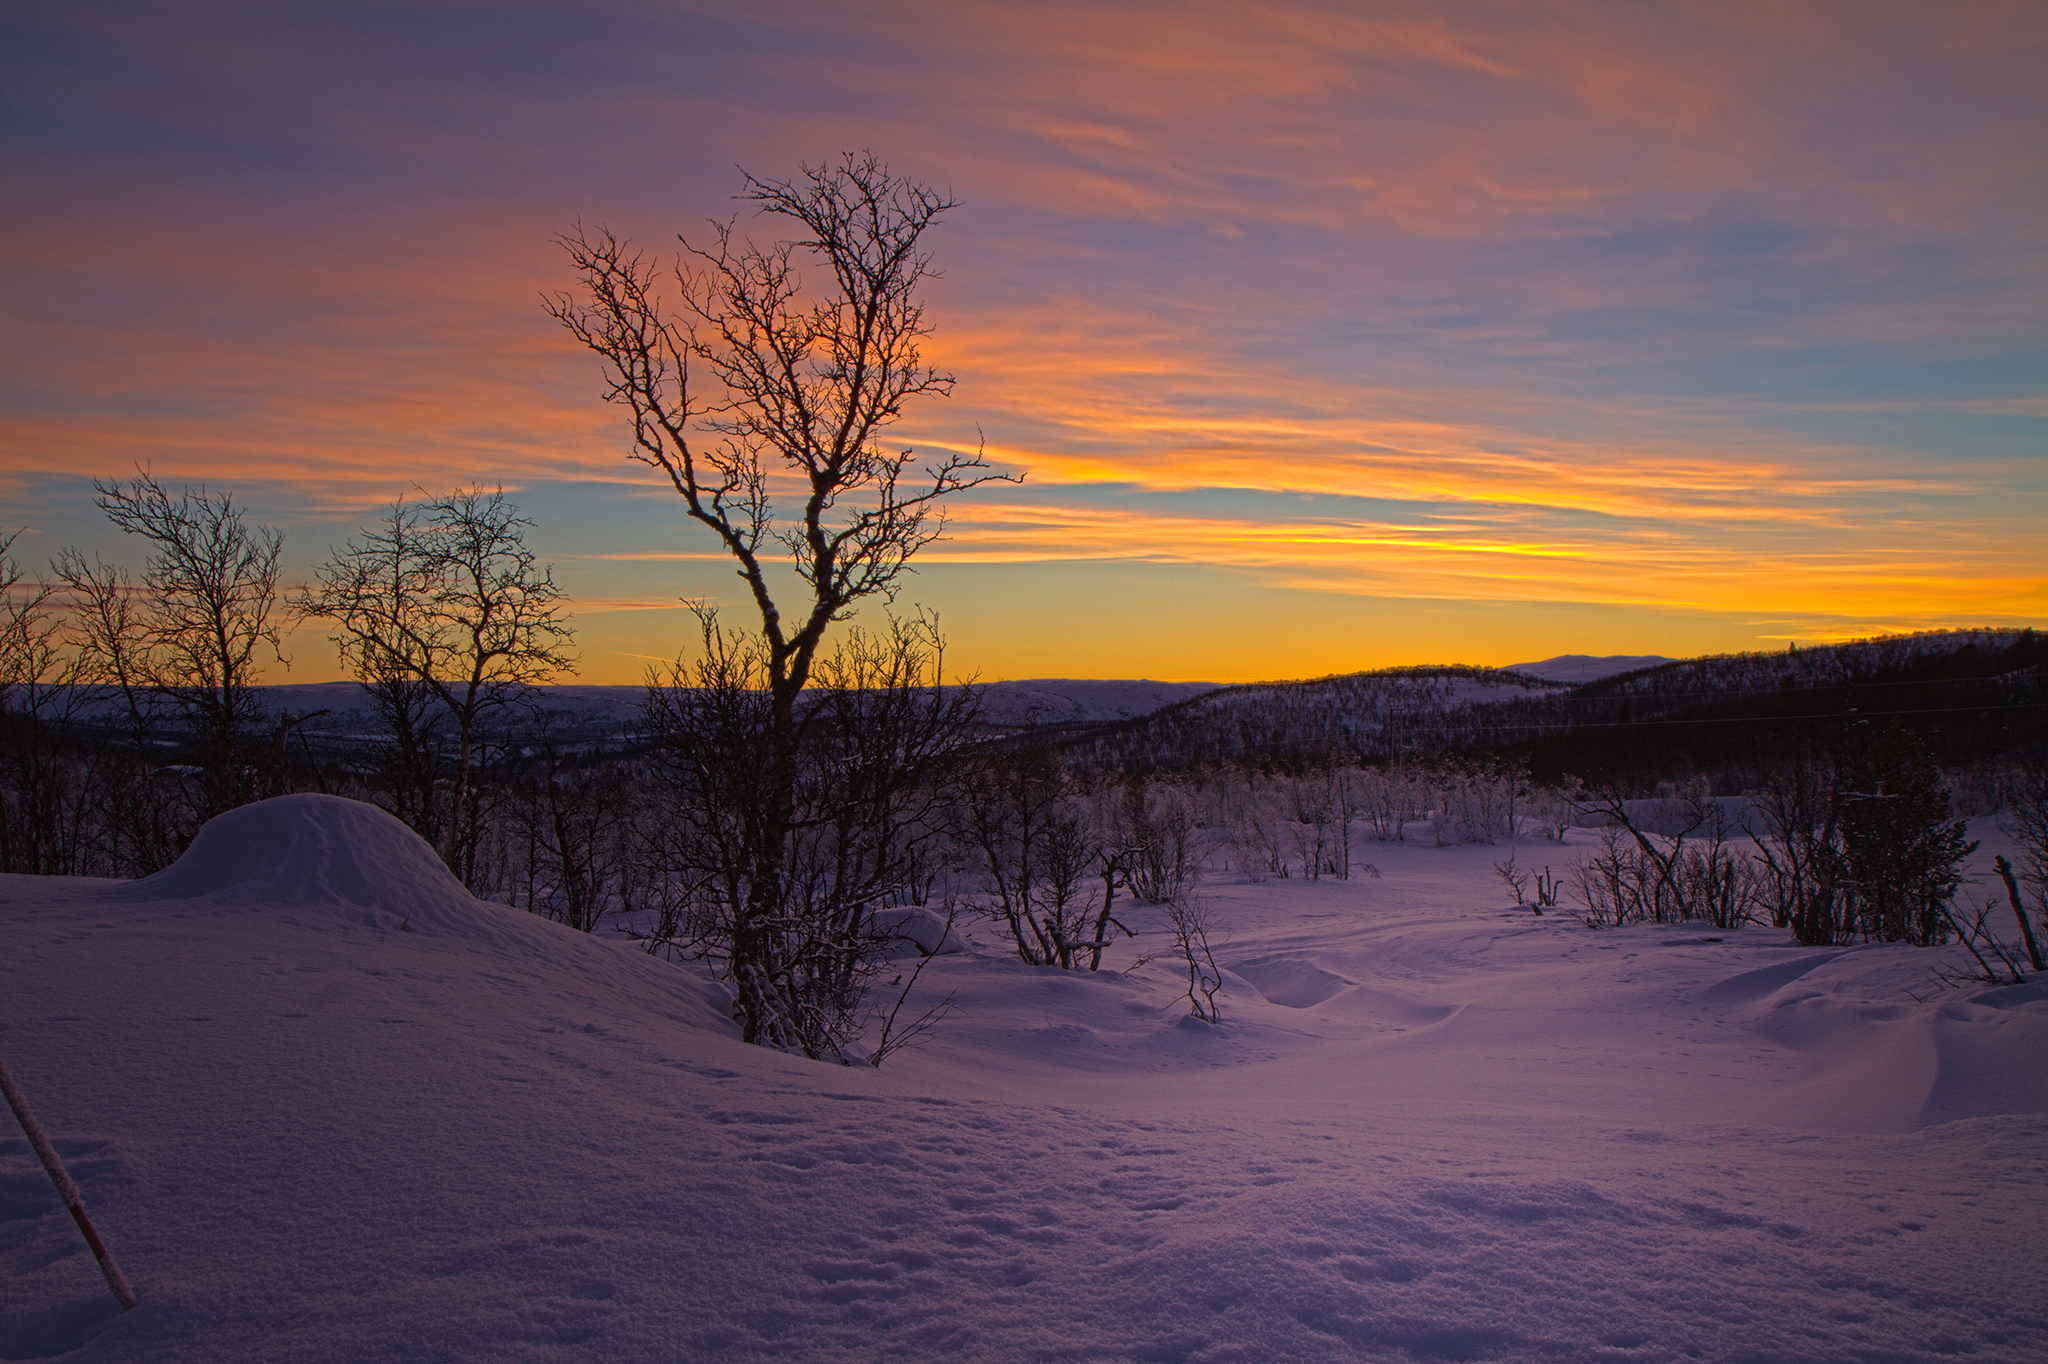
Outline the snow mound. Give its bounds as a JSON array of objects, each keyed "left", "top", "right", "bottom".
[
  {"left": 105, "top": 794, "right": 487, "bottom": 934},
  {"left": 874, "top": 905, "right": 966, "bottom": 956},
  {"left": 1232, "top": 955, "right": 1352, "bottom": 1008}
]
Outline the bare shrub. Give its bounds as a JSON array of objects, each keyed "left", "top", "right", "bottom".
[
  {"left": 1167, "top": 894, "right": 1225, "bottom": 1023},
  {"left": 1569, "top": 788, "right": 1762, "bottom": 929},
  {"left": 1534, "top": 774, "right": 1585, "bottom": 842},
  {"left": 1996, "top": 761, "right": 2048, "bottom": 958},
  {"left": 641, "top": 608, "right": 978, "bottom": 1059},
  {"left": 1839, "top": 723, "right": 1975, "bottom": 946},
  {"left": 961, "top": 741, "right": 1134, "bottom": 971},
  {"left": 1494, "top": 851, "right": 1530, "bottom": 904},
  {"left": 1934, "top": 897, "right": 2032, "bottom": 988},
  {"left": 492, "top": 714, "right": 639, "bottom": 935}
]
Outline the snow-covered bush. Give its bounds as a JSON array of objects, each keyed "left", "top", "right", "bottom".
[
  {"left": 1354, "top": 765, "right": 1418, "bottom": 842},
  {"left": 1223, "top": 779, "right": 1290, "bottom": 880},
  {"left": 1121, "top": 776, "right": 1206, "bottom": 904},
  {"left": 1419, "top": 757, "right": 1526, "bottom": 846}
]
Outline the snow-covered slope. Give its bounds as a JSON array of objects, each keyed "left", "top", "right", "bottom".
[
  {"left": 1507, "top": 654, "right": 1675, "bottom": 683},
  {"left": 3, "top": 798, "right": 2044, "bottom": 1362},
  {"left": 975, "top": 678, "right": 1217, "bottom": 727}
]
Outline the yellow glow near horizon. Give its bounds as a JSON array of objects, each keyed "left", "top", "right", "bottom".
[{"left": 5, "top": 4, "right": 2042, "bottom": 686}]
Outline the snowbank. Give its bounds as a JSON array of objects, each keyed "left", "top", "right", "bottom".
[
  {"left": 105, "top": 794, "right": 486, "bottom": 934},
  {"left": 2, "top": 804, "right": 2043, "bottom": 1362}
]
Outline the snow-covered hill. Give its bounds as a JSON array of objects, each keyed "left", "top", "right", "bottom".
[
  {"left": 4, "top": 796, "right": 2043, "bottom": 1361},
  {"left": 973, "top": 679, "right": 1218, "bottom": 727},
  {"left": 1507, "top": 654, "right": 1675, "bottom": 683}
]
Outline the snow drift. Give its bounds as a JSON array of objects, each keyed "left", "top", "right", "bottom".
[
  {"left": 104, "top": 794, "right": 485, "bottom": 933},
  {"left": 3, "top": 797, "right": 2044, "bottom": 1363}
]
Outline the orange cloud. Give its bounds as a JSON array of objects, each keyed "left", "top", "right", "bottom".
[{"left": 4, "top": 1, "right": 2041, "bottom": 682}]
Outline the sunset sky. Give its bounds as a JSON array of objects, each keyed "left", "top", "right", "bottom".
[{"left": 4, "top": 2, "right": 2043, "bottom": 683}]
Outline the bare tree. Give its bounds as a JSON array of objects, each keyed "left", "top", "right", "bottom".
[
  {"left": 417, "top": 489, "right": 576, "bottom": 883},
  {"left": 60, "top": 474, "right": 286, "bottom": 823},
  {"left": 295, "top": 488, "right": 576, "bottom": 885},
  {"left": 0, "top": 532, "right": 52, "bottom": 695},
  {"left": 1749, "top": 748, "right": 1846, "bottom": 945},
  {"left": 549, "top": 152, "right": 1011, "bottom": 1053},
  {"left": 46, "top": 549, "right": 188, "bottom": 873},
  {"left": 292, "top": 499, "right": 445, "bottom": 840}
]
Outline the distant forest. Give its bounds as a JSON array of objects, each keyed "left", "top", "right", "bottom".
[{"left": 1055, "top": 629, "right": 2046, "bottom": 792}]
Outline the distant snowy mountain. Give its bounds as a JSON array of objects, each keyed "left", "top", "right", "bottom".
[{"left": 1508, "top": 653, "right": 1674, "bottom": 683}]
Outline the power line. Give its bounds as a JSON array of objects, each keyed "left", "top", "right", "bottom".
[{"left": 1446, "top": 702, "right": 2048, "bottom": 734}]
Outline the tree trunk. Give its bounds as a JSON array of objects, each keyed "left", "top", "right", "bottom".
[{"left": 1995, "top": 855, "right": 2046, "bottom": 972}]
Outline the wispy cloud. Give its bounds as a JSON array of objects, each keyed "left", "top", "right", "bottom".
[{"left": 3, "top": 1, "right": 2041, "bottom": 677}]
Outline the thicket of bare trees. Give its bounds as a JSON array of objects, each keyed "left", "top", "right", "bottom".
[
  {"left": 960, "top": 740, "right": 1138, "bottom": 971},
  {"left": 1, "top": 476, "right": 295, "bottom": 876},
  {"left": 1570, "top": 786, "right": 1761, "bottom": 930},
  {"left": 10, "top": 503, "right": 2033, "bottom": 1003},
  {"left": 1555, "top": 726, "right": 1993, "bottom": 952},
  {"left": 294, "top": 487, "right": 576, "bottom": 887},
  {"left": 1, "top": 475, "right": 594, "bottom": 899},
  {"left": 64, "top": 474, "right": 288, "bottom": 824},
  {"left": 632, "top": 610, "right": 979, "bottom": 1058}
]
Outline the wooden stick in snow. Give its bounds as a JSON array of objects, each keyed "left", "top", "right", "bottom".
[
  {"left": 0, "top": 1053, "right": 139, "bottom": 1310},
  {"left": 1994, "top": 855, "right": 2046, "bottom": 972}
]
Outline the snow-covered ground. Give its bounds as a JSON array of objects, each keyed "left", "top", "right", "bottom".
[
  {"left": 972, "top": 679, "right": 1219, "bottom": 726},
  {"left": 1506, "top": 655, "right": 1675, "bottom": 684},
  {"left": 3, "top": 796, "right": 2044, "bottom": 1363}
]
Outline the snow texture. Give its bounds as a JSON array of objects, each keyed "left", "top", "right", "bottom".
[{"left": 3, "top": 796, "right": 2044, "bottom": 1363}]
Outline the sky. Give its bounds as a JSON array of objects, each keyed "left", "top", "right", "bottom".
[{"left": 3, "top": 1, "right": 2043, "bottom": 684}]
